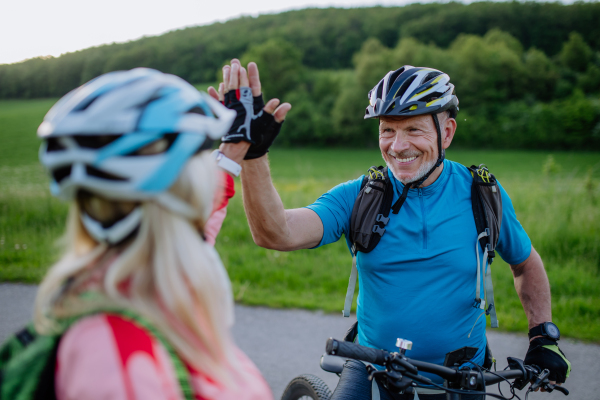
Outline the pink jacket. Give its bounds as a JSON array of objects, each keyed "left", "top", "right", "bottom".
[{"left": 204, "top": 172, "right": 235, "bottom": 246}]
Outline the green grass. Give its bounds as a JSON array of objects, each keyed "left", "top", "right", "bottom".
[
  {"left": 1, "top": 99, "right": 599, "bottom": 341},
  {"left": 0, "top": 99, "right": 58, "bottom": 167}
]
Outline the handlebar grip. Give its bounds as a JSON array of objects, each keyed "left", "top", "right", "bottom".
[
  {"left": 326, "top": 338, "right": 388, "bottom": 365},
  {"left": 554, "top": 386, "right": 569, "bottom": 396}
]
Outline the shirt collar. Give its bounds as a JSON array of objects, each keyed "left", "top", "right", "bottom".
[{"left": 389, "top": 160, "right": 450, "bottom": 199}]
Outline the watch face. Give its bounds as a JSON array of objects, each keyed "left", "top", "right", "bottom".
[{"left": 545, "top": 323, "right": 560, "bottom": 339}]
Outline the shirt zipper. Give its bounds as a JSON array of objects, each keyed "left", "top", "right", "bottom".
[{"left": 418, "top": 188, "right": 428, "bottom": 249}]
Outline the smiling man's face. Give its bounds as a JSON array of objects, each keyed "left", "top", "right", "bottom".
[{"left": 379, "top": 113, "right": 455, "bottom": 186}]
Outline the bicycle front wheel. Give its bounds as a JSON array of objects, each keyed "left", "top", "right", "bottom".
[{"left": 281, "top": 374, "right": 332, "bottom": 400}]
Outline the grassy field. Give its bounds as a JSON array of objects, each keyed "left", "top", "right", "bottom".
[{"left": 1, "top": 99, "right": 599, "bottom": 341}]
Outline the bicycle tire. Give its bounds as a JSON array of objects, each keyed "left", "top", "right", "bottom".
[{"left": 281, "top": 374, "right": 332, "bottom": 400}]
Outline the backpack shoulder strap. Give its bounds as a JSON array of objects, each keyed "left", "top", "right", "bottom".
[
  {"left": 344, "top": 166, "right": 394, "bottom": 317},
  {"left": 468, "top": 164, "right": 502, "bottom": 254},
  {"left": 468, "top": 164, "right": 503, "bottom": 328},
  {"left": 349, "top": 166, "right": 394, "bottom": 254}
]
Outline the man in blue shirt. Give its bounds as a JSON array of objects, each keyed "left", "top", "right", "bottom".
[{"left": 234, "top": 62, "right": 570, "bottom": 399}]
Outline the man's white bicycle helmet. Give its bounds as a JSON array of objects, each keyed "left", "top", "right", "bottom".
[{"left": 38, "top": 68, "right": 235, "bottom": 244}]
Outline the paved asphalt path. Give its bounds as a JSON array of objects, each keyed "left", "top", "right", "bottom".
[{"left": 1, "top": 284, "right": 598, "bottom": 399}]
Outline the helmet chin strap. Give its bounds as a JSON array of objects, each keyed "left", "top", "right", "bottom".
[
  {"left": 81, "top": 207, "right": 143, "bottom": 245},
  {"left": 391, "top": 113, "right": 445, "bottom": 214}
]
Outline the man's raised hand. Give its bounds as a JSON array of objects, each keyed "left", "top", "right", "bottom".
[{"left": 208, "top": 60, "right": 291, "bottom": 159}]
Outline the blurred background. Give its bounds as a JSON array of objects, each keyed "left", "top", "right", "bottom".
[{"left": 1, "top": 1, "right": 599, "bottom": 342}]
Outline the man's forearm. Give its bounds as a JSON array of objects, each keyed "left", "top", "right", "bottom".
[
  {"left": 511, "top": 246, "right": 552, "bottom": 330},
  {"left": 240, "top": 155, "right": 291, "bottom": 248}
]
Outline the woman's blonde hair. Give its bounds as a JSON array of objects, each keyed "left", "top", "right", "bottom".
[{"left": 34, "top": 152, "right": 239, "bottom": 385}]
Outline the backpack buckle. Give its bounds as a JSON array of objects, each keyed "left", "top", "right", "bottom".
[
  {"left": 372, "top": 225, "right": 386, "bottom": 236},
  {"left": 375, "top": 214, "right": 390, "bottom": 225},
  {"left": 486, "top": 243, "right": 496, "bottom": 262},
  {"left": 486, "top": 303, "right": 494, "bottom": 315},
  {"left": 473, "top": 298, "right": 486, "bottom": 310}
]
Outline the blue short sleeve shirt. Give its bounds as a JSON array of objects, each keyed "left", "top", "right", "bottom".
[{"left": 306, "top": 160, "right": 531, "bottom": 381}]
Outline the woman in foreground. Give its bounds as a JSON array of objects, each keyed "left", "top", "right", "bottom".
[{"left": 34, "top": 67, "right": 273, "bottom": 400}]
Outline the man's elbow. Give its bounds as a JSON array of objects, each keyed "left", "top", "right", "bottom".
[
  {"left": 251, "top": 231, "right": 292, "bottom": 251},
  {"left": 510, "top": 246, "right": 543, "bottom": 278}
]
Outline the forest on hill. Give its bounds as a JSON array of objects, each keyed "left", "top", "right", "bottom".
[{"left": 1, "top": 1, "right": 599, "bottom": 150}]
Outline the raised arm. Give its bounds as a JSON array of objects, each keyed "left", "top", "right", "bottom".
[
  {"left": 241, "top": 156, "right": 323, "bottom": 251},
  {"left": 209, "top": 59, "right": 323, "bottom": 251}
]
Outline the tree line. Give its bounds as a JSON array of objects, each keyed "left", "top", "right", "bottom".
[
  {"left": 283, "top": 29, "right": 600, "bottom": 150},
  {"left": 1, "top": 2, "right": 599, "bottom": 150}
]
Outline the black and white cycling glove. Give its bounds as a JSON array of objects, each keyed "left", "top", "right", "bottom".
[
  {"left": 221, "top": 87, "right": 284, "bottom": 159},
  {"left": 244, "top": 111, "right": 284, "bottom": 160},
  {"left": 222, "top": 87, "right": 256, "bottom": 143}
]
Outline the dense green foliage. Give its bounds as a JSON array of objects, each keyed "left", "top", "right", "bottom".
[
  {"left": 1, "top": 100, "right": 599, "bottom": 340},
  {"left": 1, "top": 2, "right": 599, "bottom": 151},
  {"left": 325, "top": 31, "right": 600, "bottom": 150}
]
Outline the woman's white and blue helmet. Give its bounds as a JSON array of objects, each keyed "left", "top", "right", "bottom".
[{"left": 38, "top": 68, "right": 235, "bottom": 244}]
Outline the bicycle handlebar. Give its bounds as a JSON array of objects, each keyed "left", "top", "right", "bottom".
[
  {"left": 325, "top": 338, "right": 562, "bottom": 389},
  {"left": 326, "top": 337, "right": 389, "bottom": 366}
]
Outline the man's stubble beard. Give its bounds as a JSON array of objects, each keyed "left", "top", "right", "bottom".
[{"left": 384, "top": 154, "right": 437, "bottom": 185}]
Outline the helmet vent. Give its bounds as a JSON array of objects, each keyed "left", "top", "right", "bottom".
[
  {"left": 47, "top": 138, "right": 66, "bottom": 152},
  {"left": 423, "top": 71, "right": 442, "bottom": 84},
  {"left": 73, "top": 135, "right": 122, "bottom": 149},
  {"left": 52, "top": 166, "right": 72, "bottom": 183},
  {"left": 187, "top": 106, "right": 207, "bottom": 116},
  {"left": 86, "top": 166, "right": 128, "bottom": 181},
  {"left": 388, "top": 69, "right": 405, "bottom": 89},
  {"left": 196, "top": 137, "right": 214, "bottom": 153},
  {"left": 74, "top": 95, "right": 101, "bottom": 112},
  {"left": 376, "top": 81, "right": 384, "bottom": 102},
  {"left": 422, "top": 93, "right": 443, "bottom": 103},
  {"left": 128, "top": 133, "right": 177, "bottom": 156},
  {"left": 394, "top": 75, "right": 416, "bottom": 99}
]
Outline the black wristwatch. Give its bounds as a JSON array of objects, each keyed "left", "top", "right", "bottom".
[{"left": 528, "top": 322, "right": 560, "bottom": 340}]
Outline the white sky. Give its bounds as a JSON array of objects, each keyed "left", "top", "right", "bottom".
[{"left": 0, "top": 0, "right": 436, "bottom": 65}]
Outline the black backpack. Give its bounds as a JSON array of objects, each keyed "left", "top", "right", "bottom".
[{"left": 343, "top": 164, "right": 502, "bottom": 329}]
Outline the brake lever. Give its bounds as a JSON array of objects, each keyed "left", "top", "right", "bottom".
[
  {"left": 395, "top": 357, "right": 418, "bottom": 375},
  {"left": 543, "top": 383, "right": 570, "bottom": 396},
  {"left": 366, "top": 365, "right": 390, "bottom": 382},
  {"left": 530, "top": 369, "right": 550, "bottom": 391},
  {"left": 366, "top": 364, "right": 415, "bottom": 394},
  {"left": 529, "top": 369, "right": 569, "bottom": 396}
]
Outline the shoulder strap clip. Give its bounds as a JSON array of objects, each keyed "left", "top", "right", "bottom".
[
  {"left": 372, "top": 225, "right": 386, "bottom": 236},
  {"left": 375, "top": 214, "right": 390, "bottom": 225}
]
